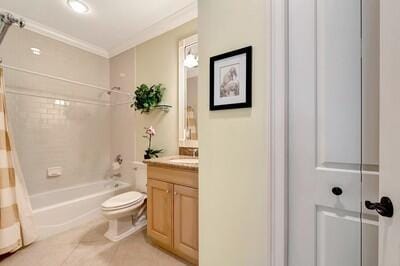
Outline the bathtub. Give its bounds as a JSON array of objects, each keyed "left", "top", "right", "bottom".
[{"left": 30, "top": 180, "right": 132, "bottom": 240}]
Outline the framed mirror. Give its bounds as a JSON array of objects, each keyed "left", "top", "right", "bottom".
[{"left": 178, "top": 34, "right": 198, "bottom": 148}]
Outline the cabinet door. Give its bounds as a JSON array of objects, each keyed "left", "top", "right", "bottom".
[
  {"left": 173, "top": 185, "right": 198, "bottom": 261},
  {"left": 147, "top": 179, "right": 173, "bottom": 247}
]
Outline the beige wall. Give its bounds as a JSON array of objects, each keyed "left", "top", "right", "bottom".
[
  {"left": 108, "top": 19, "right": 197, "bottom": 187},
  {"left": 134, "top": 19, "right": 197, "bottom": 159},
  {"left": 198, "top": 0, "right": 270, "bottom": 265}
]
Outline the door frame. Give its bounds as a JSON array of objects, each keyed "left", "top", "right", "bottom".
[{"left": 270, "top": 0, "right": 288, "bottom": 265}]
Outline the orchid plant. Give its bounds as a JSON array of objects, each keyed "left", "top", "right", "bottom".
[{"left": 143, "top": 126, "right": 163, "bottom": 159}]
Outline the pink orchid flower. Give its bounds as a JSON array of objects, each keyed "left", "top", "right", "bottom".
[{"left": 145, "top": 126, "right": 156, "bottom": 136}]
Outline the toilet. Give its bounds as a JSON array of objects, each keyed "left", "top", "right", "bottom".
[{"left": 101, "top": 161, "right": 147, "bottom": 242}]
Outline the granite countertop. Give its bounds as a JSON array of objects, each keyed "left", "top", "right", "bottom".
[{"left": 144, "top": 155, "right": 198, "bottom": 171}]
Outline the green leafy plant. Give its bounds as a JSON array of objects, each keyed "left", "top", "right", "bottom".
[
  {"left": 145, "top": 148, "right": 164, "bottom": 159},
  {"left": 131, "top": 83, "right": 165, "bottom": 113}
]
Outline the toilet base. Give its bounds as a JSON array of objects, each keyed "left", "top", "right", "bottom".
[{"left": 104, "top": 215, "right": 147, "bottom": 242}]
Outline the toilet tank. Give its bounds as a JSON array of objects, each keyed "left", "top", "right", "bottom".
[{"left": 132, "top": 161, "right": 147, "bottom": 193}]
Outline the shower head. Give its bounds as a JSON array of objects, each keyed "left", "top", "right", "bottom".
[{"left": 0, "top": 12, "right": 25, "bottom": 45}]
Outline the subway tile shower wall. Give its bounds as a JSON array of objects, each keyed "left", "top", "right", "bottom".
[{"left": 6, "top": 94, "right": 111, "bottom": 195}]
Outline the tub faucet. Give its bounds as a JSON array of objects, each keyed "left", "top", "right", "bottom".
[{"left": 115, "top": 154, "right": 123, "bottom": 165}]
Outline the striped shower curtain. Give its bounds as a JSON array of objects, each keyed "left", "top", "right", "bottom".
[
  {"left": 0, "top": 68, "right": 37, "bottom": 254},
  {"left": 186, "top": 106, "right": 197, "bottom": 140}
]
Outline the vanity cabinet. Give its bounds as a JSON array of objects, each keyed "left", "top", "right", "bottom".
[
  {"left": 147, "top": 179, "right": 173, "bottom": 247},
  {"left": 173, "top": 185, "right": 198, "bottom": 260},
  {"left": 146, "top": 164, "right": 198, "bottom": 264}
]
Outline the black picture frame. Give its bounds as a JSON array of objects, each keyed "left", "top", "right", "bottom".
[{"left": 209, "top": 46, "right": 252, "bottom": 111}]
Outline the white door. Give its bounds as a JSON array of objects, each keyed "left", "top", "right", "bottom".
[
  {"left": 289, "top": 0, "right": 380, "bottom": 265},
  {"left": 379, "top": 1, "right": 400, "bottom": 265}
]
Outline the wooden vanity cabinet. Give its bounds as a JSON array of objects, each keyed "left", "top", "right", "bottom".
[
  {"left": 146, "top": 165, "right": 198, "bottom": 264},
  {"left": 173, "top": 184, "right": 199, "bottom": 261},
  {"left": 147, "top": 179, "right": 173, "bottom": 247}
]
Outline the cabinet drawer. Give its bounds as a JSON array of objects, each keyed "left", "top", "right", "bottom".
[{"left": 147, "top": 165, "right": 198, "bottom": 189}]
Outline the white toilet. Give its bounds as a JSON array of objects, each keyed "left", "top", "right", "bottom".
[{"left": 101, "top": 161, "right": 147, "bottom": 242}]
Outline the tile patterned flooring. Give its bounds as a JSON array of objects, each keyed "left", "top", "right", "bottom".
[{"left": 0, "top": 219, "right": 188, "bottom": 266}]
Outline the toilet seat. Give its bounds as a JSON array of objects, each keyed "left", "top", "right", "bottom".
[{"left": 102, "top": 191, "right": 144, "bottom": 211}]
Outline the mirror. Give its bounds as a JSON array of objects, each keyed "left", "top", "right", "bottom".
[{"left": 179, "top": 34, "right": 198, "bottom": 147}]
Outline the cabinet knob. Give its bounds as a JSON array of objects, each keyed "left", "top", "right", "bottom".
[
  {"left": 331, "top": 187, "right": 343, "bottom": 196},
  {"left": 166, "top": 190, "right": 169, "bottom": 193},
  {"left": 174, "top": 192, "right": 178, "bottom": 195}
]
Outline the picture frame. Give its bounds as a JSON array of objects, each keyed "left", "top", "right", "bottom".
[{"left": 209, "top": 46, "right": 252, "bottom": 110}]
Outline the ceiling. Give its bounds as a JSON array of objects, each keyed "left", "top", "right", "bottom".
[{"left": 0, "top": 0, "right": 197, "bottom": 58}]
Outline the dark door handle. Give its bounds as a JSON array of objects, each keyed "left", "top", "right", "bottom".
[
  {"left": 365, "top": 196, "right": 394, "bottom": 217},
  {"left": 331, "top": 187, "right": 343, "bottom": 196}
]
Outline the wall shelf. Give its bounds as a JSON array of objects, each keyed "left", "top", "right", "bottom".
[{"left": 155, "top": 104, "right": 172, "bottom": 112}]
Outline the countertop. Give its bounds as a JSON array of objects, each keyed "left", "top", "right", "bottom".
[{"left": 143, "top": 155, "right": 198, "bottom": 171}]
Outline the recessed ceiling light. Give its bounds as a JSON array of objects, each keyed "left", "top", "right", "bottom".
[
  {"left": 67, "top": 0, "right": 90, "bottom": 14},
  {"left": 30, "top": 47, "right": 41, "bottom": 55}
]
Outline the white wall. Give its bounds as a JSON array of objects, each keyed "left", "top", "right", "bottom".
[
  {"left": 0, "top": 27, "right": 111, "bottom": 195},
  {"left": 198, "top": 0, "right": 270, "bottom": 265}
]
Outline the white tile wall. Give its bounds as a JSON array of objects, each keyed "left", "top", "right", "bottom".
[
  {"left": 0, "top": 26, "right": 112, "bottom": 196},
  {"left": 6, "top": 93, "right": 111, "bottom": 195}
]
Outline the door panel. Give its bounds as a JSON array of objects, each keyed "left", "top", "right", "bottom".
[
  {"left": 316, "top": 207, "right": 378, "bottom": 266},
  {"left": 147, "top": 179, "right": 173, "bottom": 247},
  {"left": 289, "top": 0, "right": 379, "bottom": 265},
  {"left": 316, "top": 0, "right": 361, "bottom": 169}
]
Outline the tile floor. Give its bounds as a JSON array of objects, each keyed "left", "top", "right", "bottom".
[{"left": 0, "top": 219, "right": 188, "bottom": 266}]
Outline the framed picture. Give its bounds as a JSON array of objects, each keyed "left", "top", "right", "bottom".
[{"left": 210, "top": 46, "right": 252, "bottom": 110}]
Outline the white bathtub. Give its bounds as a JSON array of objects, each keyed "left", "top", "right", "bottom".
[{"left": 30, "top": 180, "right": 132, "bottom": 240}]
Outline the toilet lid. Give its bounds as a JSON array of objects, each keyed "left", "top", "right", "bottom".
[{"left": 102, "top": 191, "right": 144, "bottom": 210}]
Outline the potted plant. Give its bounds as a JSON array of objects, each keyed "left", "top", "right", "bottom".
[
  {"left": 143, "top": 126, "right": 163, "bottom": 159},
  {"left": 131, "top": 84, "right": 165, "bottom": 113}
]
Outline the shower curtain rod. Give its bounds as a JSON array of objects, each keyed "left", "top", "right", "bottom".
[
  {"left": 5, "top": 88, "right": 110, "bottom": 107},
  {"left": 0, "top": 64, "right": 132, "bottom": 97}
]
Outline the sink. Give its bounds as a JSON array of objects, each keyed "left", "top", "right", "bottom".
[{"left": 169, "top": 158, "right": 199, "bottom": 164}]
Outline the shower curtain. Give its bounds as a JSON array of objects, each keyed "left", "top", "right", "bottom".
[
  {"left": 186, "top": 106, "right": 197, "bottom": 140},
  {"left": 0, "top": 68, "right": 37, "bottom": 255}
]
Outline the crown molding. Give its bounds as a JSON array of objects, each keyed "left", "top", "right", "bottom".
[
  {"left": 25, "top": 19, "right": 110, "bottom": 58},
  {"left": 1, "top": 2, "right": 197, "bottom": 59},
  {"left": 0, "top": 8, "right": 109, "bottom": 58},
  {"left": 108, "top": 2, "right": 198, "bottom": 58}
]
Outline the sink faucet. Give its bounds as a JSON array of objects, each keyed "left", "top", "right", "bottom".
[{"left": 192, "top": 148, "right": 199, "bottom": 157}]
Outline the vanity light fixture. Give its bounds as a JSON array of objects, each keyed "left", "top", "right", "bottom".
[
  {"left": 30, "top": 47, "right": 41, "bottom": 55},
  {"left": 184, "top": 51, "right": 198, "bottom": 68},
  {"left": 67, "top": 0, "right": 90, "bottom": 14}
]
